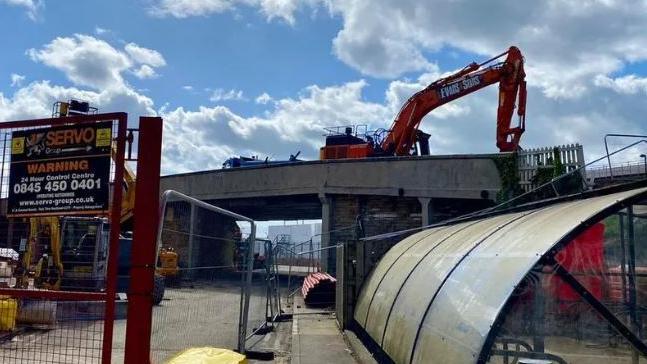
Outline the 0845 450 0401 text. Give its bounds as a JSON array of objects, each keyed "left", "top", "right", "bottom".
[{"left": 12, "top": 178, "right": 102, "bottom": 195}]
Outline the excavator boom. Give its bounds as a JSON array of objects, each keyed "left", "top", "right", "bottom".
[
  {"left": 319, "top": 46, "right": 527, "bottom": 159},
  {"left": 382, "top": 46, "right": 526, "bottom": 155}
]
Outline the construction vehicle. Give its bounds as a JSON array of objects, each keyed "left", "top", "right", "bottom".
[
  {"left": 320, "top": 46, "right": 527, "bottom": 159},
  {"left": 18, "top": 99, "right": 167, "bottom": 304},
  {"left": 223, "top": 151, "right": 301, "bottom": 168},
  {"left": 22, "top": 216, "right": 108, "bottom": 292}
]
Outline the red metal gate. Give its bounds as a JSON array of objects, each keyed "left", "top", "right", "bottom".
[{"left": 0, "top": 113, "right": 162, "bottom": 363}]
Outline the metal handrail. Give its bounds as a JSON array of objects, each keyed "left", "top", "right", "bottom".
[{"left": 604, "top": 134, "right": 647, "bottom": 179}]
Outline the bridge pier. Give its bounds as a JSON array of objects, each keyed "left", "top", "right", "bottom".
[
  {"left": 418, "top": 197, "right": 434, "bottom": 226},
  {"left": 319, "top": 193, "right": 332, "bottom": 273}
]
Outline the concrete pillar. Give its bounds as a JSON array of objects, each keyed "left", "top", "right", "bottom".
[
  {"left": 335, "top": 244, "right": 345, "bottom": 327},
  {"left": 418, "top": 197, "right": 433, "bottom": 227},
  {"left": 319, "top": 193, "right": 332, "bottom": 273}
]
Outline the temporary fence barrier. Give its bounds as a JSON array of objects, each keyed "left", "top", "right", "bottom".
[
  {"left": 0, "top": 113, "right": 131, "bottom": 364},
  {"left": 150, "top": 190, "right": 258, "bottom": 362}
]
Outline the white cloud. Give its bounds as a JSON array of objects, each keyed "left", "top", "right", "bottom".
[
  {"left": 4, "top": 33, "right": 156, "bottom": 133},
  {"left": 182, "top": 85, "right": 194, "bottom": 91},
  {"left": 255, "top": 92, "right": 272, "bottom": 104},
  {"left": 27, "top": 35, "right": 132, "bottom": 90},
  {"left": 160, "top": 80, "right": 390, "bottom": 173},
  {"left": 27, "top": 35, "right": 166, "bottom": 90},
  {"left": 209, "top": 88, "right": 245, "bottom": 102},
  {"left": 149, "top": 0, "right": 306, "bottom": 24},
  {"left": 0, "top": 81, "right": 154, "bottom": 122},
  {"left": 124, "top": 43, "right": 166, "bottom": 68},
  {"left": 94, "top": 26, "right": 110, "bottom": 35},
  {"left": 145, "top": 0, "right": 647, "bottom": 102},
  {"left": 160, "top": 66, "right": 647, "bottom": 175},
  {"left": 1, "top": 0, "right": 42, "bottom": 20},
  {"left": 257, "top": 0, "right": 299, "bottom": 25},
  {"left": 594, "top": 74, "right": 647, "bottom": 95},
  {"left": 10, "top": 74, "right": 25, "bottom": 87},
  {"left": 149, "top": 0, "right": 232, "bottom": 18},
  {"left": 9, "top": 6, "right": 647, "bottom": 175},
  {"left": 319, "top": 0, "right": 647, "bottom": 100},
  {"left": 132, "top": 65, "right": 158, "bottom": 79}
]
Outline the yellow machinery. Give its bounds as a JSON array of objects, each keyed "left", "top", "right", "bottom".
[
  {"left": 23, "top": 217, "right": 64, "bottom": 290},
  {"left": 158, "top": 247, "right": 179, "bottom": 277}
]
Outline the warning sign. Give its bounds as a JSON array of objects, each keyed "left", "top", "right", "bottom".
[{"left": 7, "top": 121, "right": 113, "bottom": 217}]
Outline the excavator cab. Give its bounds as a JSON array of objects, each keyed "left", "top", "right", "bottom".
[
  {"left": 320, "top": 125, "right": 374, "bottom": 160},
  {"left": 21, "top": 216, "right": 108, "bottom": 291},
  {"left": 59, "top": 217, "right": 109, "bottom": 291}
]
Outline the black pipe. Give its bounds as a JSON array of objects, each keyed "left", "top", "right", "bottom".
[
  {"left": 620, "top": 214, "right": 628, "bottom": 304},
  {"left": 627, "top": 206, "right": 640, "bottom": 364}
]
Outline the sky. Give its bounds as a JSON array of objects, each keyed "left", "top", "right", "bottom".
[{"left": 1, "top": 0, "right": 647, "bottom": 175}]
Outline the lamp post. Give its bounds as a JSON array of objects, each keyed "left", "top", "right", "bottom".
[{"left": 641, "top": 154, "right": 647, "bottom": 176}]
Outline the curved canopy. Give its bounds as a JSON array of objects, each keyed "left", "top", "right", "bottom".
[{"left": 354, "top": 187, "right": 647, "bottom": 364}]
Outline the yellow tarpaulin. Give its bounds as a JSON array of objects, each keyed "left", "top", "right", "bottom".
[{"left": 165, "top": 347, "right": 247, "bottom": 364}]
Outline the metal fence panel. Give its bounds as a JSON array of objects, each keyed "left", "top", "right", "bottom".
[{"left": 151, "top": 191, "right": 257, "bottom": 362}]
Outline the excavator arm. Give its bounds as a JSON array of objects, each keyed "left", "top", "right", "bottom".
[
  {"left": 381, "top": 46, "right": 526, "bottom": 155},
  {"left": 24, "top": 217, "right": 64, "bottom": 290},
  {"left": 118, "top": 148, "right": 136, "bottom": 225}
]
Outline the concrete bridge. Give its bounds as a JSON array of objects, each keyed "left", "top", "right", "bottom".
[
  {"left": 160, "top": 154, "right": 503, "bottom": 219},
  {"left": 159, "top": 154, "right": 504, "bottom": 271}
]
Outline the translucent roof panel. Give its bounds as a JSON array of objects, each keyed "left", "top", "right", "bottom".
[{"left": 354, "top": 187, "right": 647, "bottom": 364}]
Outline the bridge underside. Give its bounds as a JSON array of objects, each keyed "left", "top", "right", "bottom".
[{"left": 208, "top": 195, "right": 322, "bottom": 221}]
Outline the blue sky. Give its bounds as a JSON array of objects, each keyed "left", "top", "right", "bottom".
[
  {"left": 1, "top": 0, "right": 647, "bottom": 174},
  {"left": 1, "top": 2, "right": 351, "bottom": 108}
]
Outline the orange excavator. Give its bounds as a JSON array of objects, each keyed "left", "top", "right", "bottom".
[{"left": 320, "top": 46, "right": 527, "bottom": 159}]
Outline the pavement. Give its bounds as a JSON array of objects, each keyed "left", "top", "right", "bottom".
[{"left": 289, "top": 295, "right": 357, "bottom": 364}]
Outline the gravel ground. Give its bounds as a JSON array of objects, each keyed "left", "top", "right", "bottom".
[{"left": 0, "top": 279, "right": 268, "bottom": 364}]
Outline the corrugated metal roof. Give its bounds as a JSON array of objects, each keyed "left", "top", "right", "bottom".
[{"left": 354, "top": 187, "right": 647, "bottom": 364}]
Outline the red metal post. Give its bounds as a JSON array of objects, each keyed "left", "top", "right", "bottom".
[
  {"left": 102, "top": 113, "right": 128, "bottom": 364},
  {"left": 124, "top": 117, "right": 163, "bottom": 364}
]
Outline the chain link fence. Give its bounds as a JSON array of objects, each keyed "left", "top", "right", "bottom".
[{"left": 0, "top": 296, "right": 106, "bottom": 363}]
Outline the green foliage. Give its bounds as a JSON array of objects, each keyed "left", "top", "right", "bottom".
[
  {"left": 532, "top": 167, "right": 555, "bottom": 187},
  {"left": 553, "top": 148, "right": 566, "bottom": 176},
  {"left": 530, "top": 147, "right": 583, "bottom": 198},
  {"left": 493, "top": 152, "right": 523, "bottom": 203}
]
